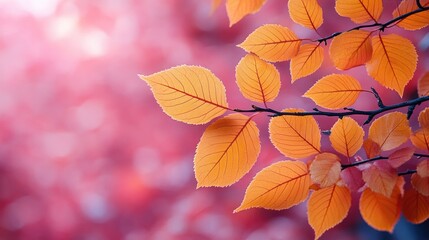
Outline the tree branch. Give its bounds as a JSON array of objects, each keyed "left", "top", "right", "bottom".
[
  {"left": 341, "top": 156, "right": 387, "bottom": 170},
  {"left": 398, "top": 170, "right": 417, "bottom": 176}
]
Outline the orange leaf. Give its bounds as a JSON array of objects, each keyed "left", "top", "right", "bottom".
[
  {"left": 418, "top": 72, "right": 429, "bottom": 97},
  {"left": 235, "top": 53, "right": 281, "bottom": 103},
  {"left": 410, "top": 128, "right": 429, "bottom": 151},
  {"left": 226, "top": 0, "right": 266, "bottom": 26},
  {"left": 363, "top": 139, "right": 381, "bottom": 158},
  {"left": 194, "top": 113, "right": 260, "bottom": 187},
  {"left": 308, "top": 185, "right": 351, "bottom": 239},
  {"left": 234, "top": 160, "right": 310, "bottom": 212},
  {"left": 402, "top": 187, "right": 429, "bottom": 224},
  {"left": 303, "top": 74, "right": 362, "bottom": 110},
  {"left": 288, "top": 0, "right": 323, "bottom": 30},
  {"left": 140, "top": 65, "right": 228, "bottom": 125},
  {"left": 269, "top": 109, "right": 321, "bottom": 159},
  {"left": 388, "top": 147, "right": 415, "bottom": 168},
  {"left": 359, "top": 187, "right": 401, "bottom": 233},
  {"left": 368, "top": 112, "right": 411, "bottom": 151},
  {"left": 417, "top": 160, "right": 429, "bottom": 178},
  {"left": 362, "top": 161, "right": 398, "bottom": 197},
  {"left": 365, "top": 34, "right": 417, "bottom": 97},
  {"left": 341, "top": 167, "right": 365, "bottom": 192},
  {"left": 419, "top": 107, "right": 429, "bottom": 128},
  {"left": 411, "top": 173, "right": 429, "bottom": 196},
  {"left": 310, "top": 153, "right": 342, "bottom": 188},
  {"left": 330, "top": 117, "right": 364, "bottom": 158},
  {"left": 290, "top": 43, "right": 324, "bottom": 82},
  {"left": 392, "top": 0, "right": 429, "bottom": 31},
  {"left": 329, "top": 30, "right": 373, "bottom": 70},
  {"left": 238, "top": 24, "right": 301, "bottom": 62},
  {"left": 335, "top": 0, "right": 383, "bottom": 23},
  {"left": 211, "top": 0, "right": 223, "bottom": 13}
]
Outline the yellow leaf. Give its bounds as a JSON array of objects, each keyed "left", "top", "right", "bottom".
[
  {"left": 235, "top": 160, "right": 310, "bottom": 212},
  {"left": 140, "top": 65, "right": 228, "bottom": 125},
  {"left": 402, "top": 187, "right": 429, "bottom": 224},
  {"left": 419, "top": 107, "right": 429, "bottom": 128},
  {"left": 365, "top": 34, "right": 417, "bottom": 97},
  {"left": 411, "top": 173, "right": 429, "bottom": 196},
  {"left": 329, "top": 30, "right": 373, "bottom": 70},
  {"left": 309, "top": 153, "right": 342, "bottom": 188},
  {"left": 269, "top": 109, "right": 321, "bottom": 159},
  {"left": 363, "top": 139, "right": 381, "bottom": 158},
  {"left": 417, "top": 160, "right": 429, "bottom": 178},
  {"left": 388, "top": 147, "right": 415, "bottom": 168},
  {"left": 194, "top": 113, "right": 260, "bottom": 187},
  {"left": 393, "top": 0, "right": 429, "bottom": 31},
  {"left": 290, "top": 43, "right": 324, "bottom": 82},
  {"left": 368, "top": 112, "right": 411, "bottom": 151},
  {"left": 359, "top": 187, "right": 401, "bottom": 233},
  {"left": 308, "top": 185, "right": 351, "bottom": 239},
  {"left": 335, "top": 0, "right": 383, "bottom": 23},
  {"left": 362, "top": 161, "right": 398, "bottom": 197},
  {"left": 235, "top": 53, "right": 281, "bottom": 103},
  {"left": 226, "top": 0, "right": 266, "bottom": 26},
  {"left": 418, "top": 72, "right": 429, "bottom": 97},
  {"left": 410, "top": 128, "right": 429, "bottom": 151},
  {"left": 238, "top": 24, "right": 301, "bottom": 62},
  {"left": 288, "top": 0, "right": 323, "bottom": 30},
  {"left": 330, "top": 117, "right": 364, "bottom": 158},
  {"left": 303, "top": 74, "right": 362, "bottom": 110}
]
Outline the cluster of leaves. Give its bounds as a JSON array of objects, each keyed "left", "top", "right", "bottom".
[{"left": 140, "top": 0, "right": 429, "bottom": 239}]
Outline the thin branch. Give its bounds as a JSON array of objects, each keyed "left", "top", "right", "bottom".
[
  {"left": 398, "top": 170, "right": 417, "bottom": 176},
  {"left": 341, "top": 156, "right": 387, "bottom": 170},
  {"left": 415, "top": 153, "right": 429, "bottom": 159},
  {"left": 417, "top": 0, "right": 424, "bottom": 9}
]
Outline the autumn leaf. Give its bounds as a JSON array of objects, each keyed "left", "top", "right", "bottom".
[
  {"left": 329, "top": 30, "right": 373, "bottom": 70},
  {"left": 226, "top": 0, "right": 266, "bottom": 26},
  {"left": 419, "top": 107, "right": 429, "bottom": 128},
  {"left": 330, "top": 117, "right": 364, "bottom": 158},
  {"left": 411, "top": 173, "right": 429, "bottom": 196},
  {"left": 235, "top": 160, "right": 310, "bottom": 212},
  {"left": 341, "top": 167, "right": 365, "bottom": 192},
  {"left": 366, "top": 34, "right": 417, "bottom": 97},
  {"left": 418, "top": 72, "right": 429, "bottom": 97},
  {"left": 393, "top": 0, "right": 429, "bottom": 31},
  {"left": 303, "top": 74, "right": 363, "bottom": 110},
  {"left": 310, "top": 153, "right": 342, "bottom": 188},
  {"left": 417, "top": 160, "right": 429, "bottom": 178},
  {"left": 363, "top": 139, "right": 381, "bottom": 158},
  {"left": 211, "top": 0, "right": 223, "bottom": 13},
  {"left": 335, "top": 0, "right": 383, "bottom": 23},
  {"left": 235, "top": 53, "right": 281, "bottom": 103},
  {"left": 362, "top": 161, "right": 398, "bottom": 197},
  {"left": 388, "top": 147, "right": 415, "bottom": 168},
  {"left": 194, "top": 113, "right": 260, "bottom": 187},
  {"left": 269, "top": 109, "right": 321, "bottom": 159},
  {"left": 288, "top": 0, "right": 323, "bottom": 30},
  {"left": 402, "top": 187, "right": 429, "bottom": 224},
  {"left": 359, "top": 187, "right": 401, "bottom": 233},
  {"left": 308, "top": 185, "right": 351, "bottom": 239},
  {"left": 290, "top": 43, "right": 324, "bottom": 82},
  {"left": 368, "top": 112, "right": 411, "bottom": 151},
  {"left": 238, "top": 24, "right": 301, "bottom": 62},
  {"left": 139, "top": 65, "right": 228, "bottom": 125},
  {"left": 410, "top": 128, "right": 429, "bottom": 151}
]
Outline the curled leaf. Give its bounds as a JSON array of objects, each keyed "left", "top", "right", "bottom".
[
  {"left": 288, "top": 0, "right": 323, "bottom": 30},
  {"left": 194, "top": 113, "right": 260, "bottom": 187},
  {"left": 368, "top": 112, "right": 411, "bottom": 151},
  {"left": 335, "top": 0, "right": 383, "bottom": 23},
  {"left": 310, "top": 153, "right": 342, "bottom": 188},
  {"left": 140, "top": 65, "right": 228, "bottom": 124},
  {"left": 235, "top": 160, "right": 310, "bottom": 212},
  {"left": 303, "top": 74, "right": 362, "bottom": 110},
  {"left": 235, "top": 53, "right": 281, "bottom": 103},
  {"left": 238, "top": 24, "right": 301, "bottom": 62},
  {"left": 330, "top": 117, "right": 364, "bottom": 158},
  {"left": 402, "top": 187, "right": 429, "bottom": 224},
  {"left": 290, "top": 43, "right": 324, "bottom": 82},
  {"left": 308, "top": 185, "right": 351, "bottom": 239},
  {"left": 329, "top": 30, "right": 373, "bottom": 70},
  {"left": 269, "top": 109, "right": 321, "bottom": 159},
  {"left": 392, "top": 0, "right": 429, "bottom": 31}
]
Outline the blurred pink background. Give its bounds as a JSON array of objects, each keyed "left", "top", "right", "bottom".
[{"left": 0, "top": 0, "right": 428, "bottom": 239}]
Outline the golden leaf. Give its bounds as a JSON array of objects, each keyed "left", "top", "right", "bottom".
[
  {"left": 419, "top": 107, "right": 429, "bottom": 128},
  {"left": 235, "top": 53, "right": 281, "bottom": 103},
  {"left": 238, "top": 24, "right": 301, "bottom": 62},
  {"left": 235, "top": 160, "right": 310, "bottom": 212},
  {"left": 362, "top": 162, "right": 398, "bottom": 197},
  {"left": 303, "top": 74, "right": 362, "bottom": 110},
  {"left": 288, "top": 0, "right": 323, "bottom": 30},
  {"left": 366, "top": 34, "right": 417, "bottom": 97},
  {"left": 309, "top": 153, "right": 342, "bottom": 188},
  {"left": 335, "top": 0, "right": 383, "bottom": 23},
  {"left": 226, "top": 0, "right": 267, "bottom": 26},
  {"left": 290, "top": 43, "right": 324, "bottom": 82},
  {"left": 393, "top": 0, "right": 429, "bottom": 31},
  {"left": 418, "top": 72, "right": 429, "bottom": 97},
  {"left": 368, "top": 112, "right": 411, "bottom": 151},
  {"left": 330, "top": 117, "right": 364, "bottom": 158},
  {"left": 410, "top": 128, "right": 429, "bottom": 151},
  {"left": 140, "top": 65, "right": 228, "bottom": 124},
  {"left": 194, "top": 113, "right": 260, "bottom": 187},
  {"left": 269, "top": 109, "right": 321, "bottom": 159}
]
